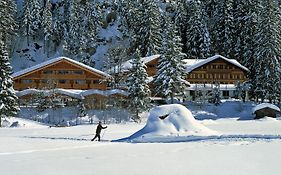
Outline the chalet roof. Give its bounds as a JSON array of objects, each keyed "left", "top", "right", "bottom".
[
  {"left": 12, "top": 57, "right": 111, "bottom": 79},
  {"left": 183, "top": 55, "right": 249, "bottom": 73},
  {"left": 253, "top": 103, "right": 281, "bottom": 113},
  {"left": 109, "top": 54, "right": 161, "bottom": 73}
]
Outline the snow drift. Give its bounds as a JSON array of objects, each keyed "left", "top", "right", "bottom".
[{"left": 115, "top": 104, "right": 219, "bottom": 143}]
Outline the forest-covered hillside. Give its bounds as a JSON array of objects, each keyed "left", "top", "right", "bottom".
[{"left": 1, "top": 0, "right": 281, "bottom": 102}]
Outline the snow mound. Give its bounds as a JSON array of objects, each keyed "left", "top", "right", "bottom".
[
  {"left": 1, "top": 117, "right": 48, "bottom": 128},
  {"left": 116, "top": 104, "right": 219, "bottom": 143}
]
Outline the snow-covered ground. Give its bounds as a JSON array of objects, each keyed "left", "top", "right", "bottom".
[{"left": 1, "top": 104, "right": 281, "bottom": 175}]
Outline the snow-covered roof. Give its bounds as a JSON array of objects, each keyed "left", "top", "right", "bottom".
[
  {"left": 12, "top": 57, "right": 111, "bottom": 79},
  {"left": 16, "top": 88, "right": 128, "bottom": 99},
  {"left": 187, "top": 84, "right": 237, "bottom": 91},
  {"left": 16, "top": 88, "right": 84, "bottom": 99},
  {"left": 253, "top": 103, "right": 281, "bottom": 113},
  {"left": 109, "top": 54, "right": 161, "bottom": 73},
  {"left": 183, "top": 55, "right": 249, "bottom": 73}
]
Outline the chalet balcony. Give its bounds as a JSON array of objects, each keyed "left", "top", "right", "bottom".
[{"left": 40, "top": 74, "right": 86, "bottom": 79}]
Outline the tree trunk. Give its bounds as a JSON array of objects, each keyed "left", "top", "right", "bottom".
[{"left": 170, "top": 93, "right": 174, "bottom": 104}]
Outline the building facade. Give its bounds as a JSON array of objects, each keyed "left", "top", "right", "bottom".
[{"left": 12, "top": 57, "right": 111, "bottom": 91}]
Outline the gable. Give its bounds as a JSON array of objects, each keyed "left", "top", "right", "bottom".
[
  {"left": 12, "top": 57, "right": 111, "bottom": 80},
  {"left": 192, "top": 58, "right": 247, "bottom": 73},
  {"left": 185, "top": 55, "right": 248, "bottom": 73}
]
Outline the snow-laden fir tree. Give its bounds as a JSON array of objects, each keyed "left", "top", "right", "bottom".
[
  {"left": 30, "top": 0, "right": 42, "bottom": 39},
  {"left": 253, "top": 0, "right": 281, "bottom": 103},
  {"left": 0, "top": 40, "right": 19, "bottom": 127},
  {"left": 79, "top": 1, "right": 101, "bottom": 65},
  {"left": 185, "top": 0, "right": 211, "bottom": 59},
  {"left": 134, "top": 0, "right": 162, "bottom": 57},
  {"left": 212, "top": 82, "right": 221, "bottom": 105},
  {"left": 222, "top": 0, "right": 235, "bottom": 58},
  {"left": 64, "top": 0, "right": 83, "bottom": 56},
  {"left": 22, "top": 0, "right": 33, "bottom": 46},
  {"left": 77, "top": 100, "right": 87, "bottom": 118},
  {"left": 155, "top": 15, "right": 188, "bottom": 104},
  {"left": 233, "top": 0, "right": 259, "bottom": 63},
  {"left": 42, "top": 0, "right": 53, "bottom": 56},
  {"left": 104, "top": 45, "right": 128, "bottom": 89},
  {"left": 52, "top": 4, "right": 67, "bottom": 52},
  {"left": 210, "top": 0, "right": 235, "bottom": 57},
  {"left": 0, "top": 0, "right": 17, "bottom": 49},
  {"left": 127, "top": 49, "right": 151, "bottom": 122}
]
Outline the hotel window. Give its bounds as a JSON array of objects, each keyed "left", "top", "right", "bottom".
[
  {"left": 43, "top": 70, "right": 53, "bottom": 74},
  {"left": 40, "top": 79, "right": 48, "bottom": 83},
  {"left": 212, "top": 65, "right": 216, "bottom": 69},
  {"left": 73, "top": 70, "right": 83, "bottom": 74},
  {"left": 58, "top": 70, "right": 70, "bottom": 74},
  {"left": 93, "top": 80, "right": 100, "bottom": 84},
  {"left": 219, "top": 65, "right": 223, "bottom": 69},
  {"left": 59, "top": 80, "right": 67, "bottom": 84},
  {"left": 22, "top": 79, "right": 33, "bottom": 84},
  {"left": 75, "top": 80, "right": 86, "bottom": 84}
]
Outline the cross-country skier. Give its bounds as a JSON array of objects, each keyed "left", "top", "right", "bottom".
[{"left": 91, "top": 121, "right": 107, "bottom": 141}]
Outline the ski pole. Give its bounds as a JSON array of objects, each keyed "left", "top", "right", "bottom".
[{"left": 101, "top": 129, "right": 106, "bottom": 141}]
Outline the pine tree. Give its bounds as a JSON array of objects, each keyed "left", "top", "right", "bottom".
[
  {"left": 0, "top": 0, "right": 17, "bottom": 48},
  {"left": 79, "top": 0, "right": 101, "bottom": 65},
  {"left": 77, "top": 100, "right": 87, "bottom": 118},
  {"left": 127, "top": 49, "right": 151, "bottom": 122},
  {"left": 30, "top": 0, "right": 42, "bottom": 39},
  {"left": 185, "top": 0, "right": 211, "bottom": 59},
  {"left": 42, "top": 0, "right": 53, "bottom": 56},
  {"left": 134, "top": 0, "right": 162, "bottom": 57},
  {"left": 64, "top": 0, "right": 83, "bottom": 56},
  {"left": 52, "top": 4, "right": 66, "bottom": 51},
  {"left": 212, "top": 82, "right": 221, "bottom": 105},
  {"left": 253, "top": 0, "right": 281, "bottom": 103},
  {"left": 155, "top": 16, "right": 188, "bottom": 104},
  {"left": 22, "top": 0, "right": 33, "bottom": 46},
  {"left": 0, "top": 40, "right": 19, "bottom": 127}
]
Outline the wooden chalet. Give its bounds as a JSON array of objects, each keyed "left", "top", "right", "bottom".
[
  {"left": 110, "top": 54, "right": 160, "bottom": 77},
  {"left": 184, "top": 55, "right": 248, "bottom": 85},
  {"left": 184, "top": 55, "right": 249, "bottom": 100},
  {"left": 12, "top": 57, "right": 112, "bottom": 91}
]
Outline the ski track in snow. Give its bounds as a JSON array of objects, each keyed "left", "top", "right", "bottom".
[
  {"left": 2, "top": 134, "right": 281, "bottom": 156},
  {"left": 115, "top": 134, "right": 281, "bottom": 143},
  {"left": 0, "top": 142, "right": 111, "bottom": 156},
  {"left": 0, "top": 136, "right": 112, "bottom": 156}
]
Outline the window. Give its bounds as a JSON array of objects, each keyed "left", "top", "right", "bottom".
[
  {"left": 59, "top": 80, "right": 67, "bottom": 84},
  {"left": 43, "top": 70, "right": 53, "bottom": 74},
  {"left": 41, "top": 79, "right": 48, "bottom": 83},
  {"left": 92, "top": 80, "right": 100, "bottom": 84},
  {"left": 58, "top": 70, "right": 70, "bottom": 74},
  {"left": 212, "top": 65, "right": 216, "bottom": 69},
  {"left": 73, "top": 70, "right": 83, "bottom": 74},
  {"left": 223, "top": 91, "right": 229, "bottom": 97},
  {"left": 22, "top": 79, "right": 33, "bottom": 84},
  {"left": 219, "top": 65, "right": 223, "bottom": 69},
  {"left": 75, "top": 80, "right": 86, "bottom": 84}
]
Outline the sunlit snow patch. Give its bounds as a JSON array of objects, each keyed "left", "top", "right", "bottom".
[{"left": 115, "top": 104, "right": 219, "bottom": 143}]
